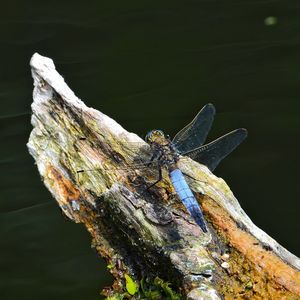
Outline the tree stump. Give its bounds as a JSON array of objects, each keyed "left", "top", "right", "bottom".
[{"left": 27, "top": 53, "right": 300, "bottom": 299}]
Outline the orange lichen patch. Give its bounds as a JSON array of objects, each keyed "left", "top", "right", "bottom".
[
  {"left": 201, "top": 196, "right": 300, "bottom": 298},
  {"left": 218, "top": 247, "right": 300, "bottom": 299},
  {"left": 46, "top": 164, "right": 81, "bottom": 204}
]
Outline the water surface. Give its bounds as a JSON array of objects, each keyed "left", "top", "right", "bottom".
[{"left": 1, "top": 1, "right": 299, "bottom": 299}]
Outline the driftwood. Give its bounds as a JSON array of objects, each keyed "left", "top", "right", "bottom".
[{"left": 27, "top": 53, "right": 300, "bottom": 299}]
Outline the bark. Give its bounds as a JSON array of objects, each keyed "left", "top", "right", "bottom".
[{"left": 27, "top": 53, "right": 300, "bottom": 299}]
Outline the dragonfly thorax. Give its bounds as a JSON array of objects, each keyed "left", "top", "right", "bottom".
[{"left": 146, "top": 129, "right": 180, "bottom": 169}]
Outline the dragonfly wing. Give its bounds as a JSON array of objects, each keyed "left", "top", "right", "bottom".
[
  {"left": 184, "top": 128, "right": 247, "bottom": 171},
  {"left": 172, "top": 103, "right": 216, "bottom": 153},
  {"left": 76, "top": 147, "right": 159, "bottom": 174},
  {"left": 77, "top": 161, "right": 158, "bottom": 174}
]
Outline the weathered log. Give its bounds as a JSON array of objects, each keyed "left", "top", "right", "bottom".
[{"left": 27, "top": 53, "right": 300, "bottom": 299}]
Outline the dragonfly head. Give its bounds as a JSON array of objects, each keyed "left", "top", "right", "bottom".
[{"left": 145, "top": 129, "right": 167, "bottom": 145}]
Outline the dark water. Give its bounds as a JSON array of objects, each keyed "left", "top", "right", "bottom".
[{"left": 1, "top": 1, "right": 299, "bottom": 299}]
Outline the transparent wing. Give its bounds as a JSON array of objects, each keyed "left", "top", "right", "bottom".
[
  {"left": 72, "top": 137, "right": 156, "bottom": 176},
  {"left": 76, "top": 161, "right": 158, "bottom": 174},
  {"left": 183, "top": 128, "right": 248, "bottom": 171},
  {"left": 172, "top": 103, "right": 216, "bottom": 154}
]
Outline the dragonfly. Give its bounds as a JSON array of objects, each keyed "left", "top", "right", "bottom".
[
  {"left": 142, "top": 103, "right": 247, "bottom": 233},
  {"left": 76, "top": 103, "right": 247, "bottom": 233}
]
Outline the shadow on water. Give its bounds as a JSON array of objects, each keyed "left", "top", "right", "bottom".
[{"left": 0, "top": 0, "right": 299, "bottom": 299}]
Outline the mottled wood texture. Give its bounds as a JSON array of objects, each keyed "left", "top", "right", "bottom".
[{"left": 27, "top": 53, "right": 300, "bottom": 299}]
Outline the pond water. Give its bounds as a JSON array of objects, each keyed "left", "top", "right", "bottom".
[{"left": 1, "top": 1, "right": 299, "bottom": 299}]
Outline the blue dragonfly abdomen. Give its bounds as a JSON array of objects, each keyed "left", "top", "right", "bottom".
[{"left": 169, "top": 168, "right": 207, "bottom": 232}]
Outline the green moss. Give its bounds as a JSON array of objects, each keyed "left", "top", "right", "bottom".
[
  {"left": 106, "top": 294, "right": 127, "bottom": 300},
  {"left": 104, "top": 276, "right": 182, "bottom": 300}
]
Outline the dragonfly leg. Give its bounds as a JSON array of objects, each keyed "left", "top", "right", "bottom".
[
  {"left": 182, "top": 171, "right": 207, "bottom": 182},
  {"left": 181, "top": 171, "right": 197, "bottom": 181},
  {"left": 181, "top": 171, "right": 208, "bottom": 189},
  {"left": 146, "top": 167, "right": 163, "bottom": 191}
]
